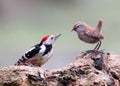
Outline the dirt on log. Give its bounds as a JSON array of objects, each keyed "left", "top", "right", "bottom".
[{"left": 0, "top": 51, "right": 120, "bottom": 86}]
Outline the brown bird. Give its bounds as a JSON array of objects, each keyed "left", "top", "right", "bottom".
[{"left": 72, "top": 19, "right": 104, "bottom": 51}]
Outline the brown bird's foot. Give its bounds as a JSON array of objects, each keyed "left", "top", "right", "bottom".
[
  {"left": 81, "top": 49, "right": 105, "bottom": 56},
  {"left": 86, "top": 50, "right": 97, "bottom": 53},
  {"left": 99, "top": 49, "right": 105, "bottom": 52},
  {"left": 81, "top": 50, "right": 95, "bottom": 55},
  {"left": 87, "top": 49, "right": 105, "bottom": 53}
]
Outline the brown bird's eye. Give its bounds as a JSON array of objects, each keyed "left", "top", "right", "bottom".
[{"left": 76, "top": 25, "right": 80, "bottom": 28}]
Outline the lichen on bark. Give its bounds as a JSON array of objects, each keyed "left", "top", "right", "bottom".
[{"left": 0, "top": 51, "right": 120, "bottom": 86}]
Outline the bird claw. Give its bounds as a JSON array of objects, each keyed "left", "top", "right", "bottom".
[{"left": 81, "top": 49, "right": 105, "bottom": 55}]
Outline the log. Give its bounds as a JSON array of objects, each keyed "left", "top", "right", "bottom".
[{"left": 0, "top": 51, "right": 120, "bottom": 86}]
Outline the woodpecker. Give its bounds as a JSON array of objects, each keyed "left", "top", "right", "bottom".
[
  {"left": 72, "top": 19, "right": 104, "bottom": 51},
  {"left": 15, "top": 34, "right": 61, "bottom": 67}
]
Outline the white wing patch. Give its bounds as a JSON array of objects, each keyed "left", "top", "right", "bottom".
[
  {"left": 25, "top": 47, "right": 35, "bottom": 54},
  {"left": 39, "top": 45, "right": 46, "bottom": 55}
]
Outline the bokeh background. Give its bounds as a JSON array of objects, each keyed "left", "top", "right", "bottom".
[{"left": 0, "top": 0, "right": 120, "bottom": 69}]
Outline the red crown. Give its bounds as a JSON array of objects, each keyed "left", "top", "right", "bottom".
[{"left": 41, "top": 35, "right": 50, "bottom": 43}]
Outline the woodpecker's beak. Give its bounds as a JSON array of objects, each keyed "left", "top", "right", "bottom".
[{"left": 54, "top": 33, "right": 62, "bottom": 40}]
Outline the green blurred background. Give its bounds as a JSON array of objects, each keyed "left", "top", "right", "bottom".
[{"left": 0, "top": 0, "right": 120, "bottom": 69}]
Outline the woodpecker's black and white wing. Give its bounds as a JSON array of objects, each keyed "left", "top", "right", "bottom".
[
  {"left": 25, "top": 45, "right": 41, "bottom": 58},
  {"left": 15, "top": 44, "right": 46, "bottom": 66}
]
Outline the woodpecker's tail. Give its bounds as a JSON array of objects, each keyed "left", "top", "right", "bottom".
[{"left": 15, "top": 56, "right": 27, "bottom": 66}]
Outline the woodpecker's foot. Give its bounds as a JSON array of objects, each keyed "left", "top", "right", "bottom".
[{"left": 24, "top": 62, "right": 35, "bottom": 67}]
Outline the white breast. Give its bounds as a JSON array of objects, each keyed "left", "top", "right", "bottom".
[{"left": 27, "top": 45, "right": 53, "bottom": 66}]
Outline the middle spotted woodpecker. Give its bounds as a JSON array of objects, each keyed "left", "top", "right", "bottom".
[{"left": 15, "top": 34, "right": 61, "bottom": 67}]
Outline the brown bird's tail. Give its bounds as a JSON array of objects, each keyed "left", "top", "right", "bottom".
[
  {"left": 95, "top": 19, "right": 104, "bottom": 39},
  {"left": 96, "top": 19, "right": 103, "bottom": 32}
]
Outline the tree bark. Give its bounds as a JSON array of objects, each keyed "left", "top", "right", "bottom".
[{"left": 0, "top": 51, "right": 120, "bottom": 86}]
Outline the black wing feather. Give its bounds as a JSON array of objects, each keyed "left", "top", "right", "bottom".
[{"left": 25, "top": 45, "right": 41, "bottom": 58}]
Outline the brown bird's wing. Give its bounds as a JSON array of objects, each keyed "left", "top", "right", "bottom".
[{"left": 84, "top": 27, "right": 104, "bottom": 39}]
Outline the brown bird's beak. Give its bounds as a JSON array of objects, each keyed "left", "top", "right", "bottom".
[{"left": 71, "top": 28, "right": 75, "bottom": 32}]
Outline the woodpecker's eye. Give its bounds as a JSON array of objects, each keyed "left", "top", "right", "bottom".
[{"left": 51, "top": 37, "right": 54, "bottom": 40}]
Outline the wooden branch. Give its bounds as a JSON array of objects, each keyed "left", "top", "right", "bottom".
[{"left": 0, "top": 51, "right": 120, "bottom": 86}]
